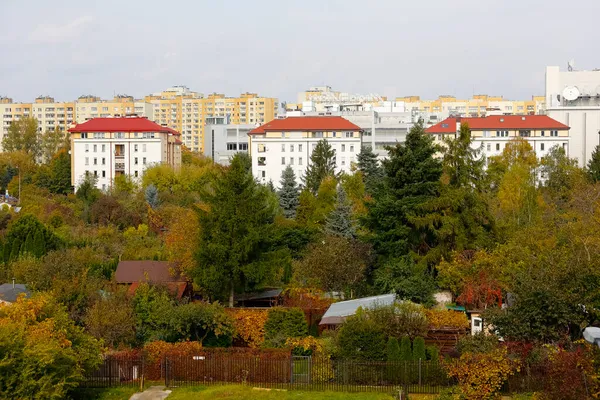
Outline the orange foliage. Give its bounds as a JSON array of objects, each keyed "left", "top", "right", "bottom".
[
  {"left": 282, "top": 287, "right": 333, "bottom": 310},
  {"left": 147, "top": 206, "right": 165, "bottom": 235},
  {"left": 226, "top": 308, "right": 269, "bottom": 348},
  {"left": 456, "top": 271, "right": 503, "bottom": 310},
  {"left": 164, "top": 207, "right": 199, "bottom": 274},
  {"left": 425, "top": 308, "right": 470, "bottom": 330}
]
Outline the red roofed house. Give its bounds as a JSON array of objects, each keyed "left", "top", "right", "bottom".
[
  {"left": 68, "top": 116, "right": 182, "bottom": 191},
  {"left": 114, "top": 260, "right": 192, "bottom": 300},
  {"left": 248, "top": 116, "right": 361, "bottom": 186},
  {"left": 425, "top": 115, "right": 570, "bottom": 158}
]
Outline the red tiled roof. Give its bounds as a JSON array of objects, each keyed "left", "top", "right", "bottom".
[
  {"left": 249, "top": 116, "right": 361, "bottom": 135},
  {"left": 426, "top": 115, "right": 569, "bottom": 134},
  {"left": 68, "top": 117, "right": 180, "bottom": 135}
]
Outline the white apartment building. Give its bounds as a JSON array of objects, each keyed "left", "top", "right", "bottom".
[
  {"left": 249, "top": 116, "right": 361, "bottom": 187},
  {"left": 68, "top": 117, "right": 182, "bottom": 191},
  {"left": 75, "top": 95, "right": 153, "bottom": 123},
  {"left": 204, "top": 116, "right": 253, "bottom": 165},
  {"left": 545, "top": 65, "right": 600, "bottom": 166},
  {"left": 426, "top": 115, "right": 570, "bottom": 160}
]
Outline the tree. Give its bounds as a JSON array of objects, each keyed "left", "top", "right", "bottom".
[
  {"left": 363, "top": 120, "right": 442, "bottom": 260},
  {"left": 1, "top": 117, "right": 40, "bottom": 159},
  {"left": 541, "top": 145, "right": 583, "bottom": 203},
  {"left": 303, "top": 139, "right": 337, "bottom": 194},
  {"left": 386, "top": 337, "right": 401, "bottom": 361},
  {"left": 23, "top": 233, "right": 34, "bottom": 256},
  {"left": 336, "top": 309, "right": 387, "bottom": 361},
  {"left": 588, "top": 144, "right": 600, "bottom": 182},
  {"left": 193, "top": 153, "right": 283, "bottom": 306},
  {"left": 172, "top": 301, "right": 234, "bottom": 346},
  {"left": 400, "top": 336, "right": 412, "bottom": 361},
  {"left": 47, "top": 149, "right": 72, "bottom": 194},
  {"left": 366, "top": 302, "right": 429, "bottom": 339},
  {"left": 325, "top": 184, "right": 355, "bottom": 238},
  {"left": 278, "top": 166, "right": 299, "bottom": 218},
  {"left": 357, "top": 145, "right": 383, "bottom": 194},
  {"left": 412, "top": 337, "right": 426, "bottom": 361},
  {"left": 263, "top": 307, "right": 308, "bottom": 348},
  {"left": 84, "top": 289, "right": 137, "bottom": 348},
  {"left": 145, "top": 184, "right": 160, "bottom": 209},
  {"left": 76, "top": 172, "right": 100, "bottom": 223},
  {"left": 40, "top": 127, "right": 68, "bottom": 163},
  {"left": 374, "top": 256, "right": 436, "bottom": 305}
]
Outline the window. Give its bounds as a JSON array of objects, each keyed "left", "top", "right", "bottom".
[
  {"left": 486, "top": 144, "right": 491, "bottom": 151},
  {"left": 93, "top": 158, "right": 97, "bottom": 165},
  {"left": 94, "top": 132, "right": 104, "bottom": 139},
  {"left": 281, "top": 157, "right": 285, "bottom": 165},
  {"left": 341, "top": 157, "right": 346, "bottom": 166},
  {"left": 134, "top": 157, "right": 138, "bottom": 165},
  {"left": 342, "top": 144, "right": 346, "bottom": 152},
  {"left": 102, "top": 170, "right": 106, "bottom": 178},
  {"left": 350, "top": 145, "right": 354, "bottom": 152},
  {"left": 551, "top": 130, "right": 558, "bottom": 137},
  {"left": 541, "top": 143, "right": 545, "bottom": 151},
  {"left": 102, "top": 158, "right": 106, "bottom": 165},
  {"left": 93, "top": 144, "right": 97, "bottom": 152},
  {"left": 134, "top": 144, "right": 138, "bottom": 152},
  {"left": 312, "top": 143, "right": 317, "bottom": 150},
  {"left": 290, "top": 144, "right": 294, "bottom": 152},
  {"left": 299, "top": 144, "right": 303, "bottom": 152},
  {"left": 261, "top": 171, "right": 266, "bottom": 178},
  {"left": 227, "top": 143, "right": 237, "bottom": 150},
  {"left": 290, "top": 157, "right": 294, "bottom": 165},
  {"left": 85, "top": 157, "right": 89, "bottom": 165},
  {"left": 81, "top": 132, "right": 88, "bottom": 139},
  {"left": 333, "top": 132, "right": 337, "bottom": 138},
  {"left": 541, "top": 130, "right": 545, "bottom": 137},
  {"left": 312, "top": 131, "right": 323, "bottom": 138},
  {"left": 239, "top": 143, "right": 248, "bottom": 151},
  {"left": 345, "top": 132, "right": 353, "bottom": 138},
  {"left": 299, "top": 157, "right": 303, "bottom": 165},
  {"left": 115, "top": 132, "right": 125, "bottom": 139},
  {"left": 143, "top": 157, "right": 146, "bottom": 165},
  {"left": 102, "top": 144, "right": 106, "bottom": 152},
  {"left": 142, "top": 144, "right": 147, "bottom": 152},
  {"left": 281, "top": 132, "right": 285, "bottom": 138},
  {"left": 496, "top": 143, "right": 500, "bottom": 151},
  {"left": 85, "top": 144, "right": 89, "bottom": 152},
  {"left": 134, "top": 171, "right": 138, "bottom": 177},
  {"left": 102, "top": 184, "right": 106, "bottom": 191},
  {"left": 258, "top": 144, "right": 266, "bottom": 153},
  {"left": 93, "top": 170, "right": 98, "bottom": 177}
]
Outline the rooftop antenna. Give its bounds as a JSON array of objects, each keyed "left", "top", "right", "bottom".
[{"left": 568, "top": 60, "right": 575, "bottom": 72}]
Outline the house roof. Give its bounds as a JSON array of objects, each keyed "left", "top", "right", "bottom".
[
  {"left": 249, "top": 116, "right": 361, "bottom": 135},
  {"left": 0, "top": 283, "right": 31, "bottom": 303},
  {"left": 68, "top": 117, "right": 181, "bottom": 135},
  {"left": 319, "top": 294, "right": 396, "bottom": 325},
  {"left": 426, "top": 115, "right": 570, "bottom": 134},
  {"left": 114, "top": 260, "right": 186, "bottom": 284}
]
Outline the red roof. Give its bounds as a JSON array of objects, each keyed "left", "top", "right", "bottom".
[
  {"left": 249, "top": 116, "right": 361, "bottom": 135},
  {"left": 426, "top": 115, "right": 569, "bottom": 134},
  {"left": 69, "top": 117, "right": 180, "bottom": 135}
]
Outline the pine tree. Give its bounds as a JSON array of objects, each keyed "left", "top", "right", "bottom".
[
  {"left": 325, "top": 184, "right": 355, "bottom": 238},
  {"left": 144, "top": 184, "right": 160, "bottom": 209},
  {"left": 588, "top": 144, "right": 600, "bottom": 182},
  {"left": 412, "top": 337, "right": 426, "bottom": 361},
  {"left": 303, "top": 139, "right": 337, "bottom": 194},
  {"left": 400, "top": 336, "right": 412, "bottom": 361},
  {"left": 23, "top": 233, "right": 34, "bottom": 255},
  {"left": 278, "top": 166, "right": 299, "bottom": 219},
  {"left": 33, "top": 230, "right": 46, "bottom": 258},
  {"left": 357, "top": 145, "right": 383, "bottom": 194}
]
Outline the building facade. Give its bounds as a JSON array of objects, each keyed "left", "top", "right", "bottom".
[
  {"left": 426, "top": 115, "right": 570, "bottom": 160},
  {"left": 249, "top": 116, "right": 361, "bottom": 187},
  {"left": 204, "top": 116, "right": 253, "bottom": 165},
  {"left": 545, "top": 65, "right": 600, "bottom": 167},
  {"left": 75, "top": 95, "right": 153, "bottom": 123},
  {"left": 397, "top": 95, "right": 546, "bottom": 117},
  {"left": 68, "top": 117, "right": 182, "bottom": 191}
]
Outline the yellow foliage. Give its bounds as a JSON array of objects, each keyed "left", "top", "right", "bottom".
[
  {"left": 226, "top": 308, "right": 268, "bottom": 348},
  {"left": 425, "top": 309, "right": 469, "bottom": 329},
  {"left": 286, "top": 336, "right": 334, "bottom": 383}
]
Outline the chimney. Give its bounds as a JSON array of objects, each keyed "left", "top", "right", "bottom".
[{"left": 12, "top": 278, "right": 15, "bottom": 289}]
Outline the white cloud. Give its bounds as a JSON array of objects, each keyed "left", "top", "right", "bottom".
[{"left": 29, "top": 16, "right": 94, "bottom": 44}]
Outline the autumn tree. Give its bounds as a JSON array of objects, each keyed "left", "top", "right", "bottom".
[
  {"left": 40, "top": 127, "right": 68, "bottom": 163},
  {"left": 84, "top": 287, "right": 137, "bottom": 348},
  {"left": 303, "top": 139, "right": 337, "bottom": 194},
  {"left": 296, "top": 176, "right": 337, "bottom": 227},
  {"left": 1, "top": 117, "right": 41, "bottom": 159},
  {"left": 278, "top": 166, "right": 299, "bottom": 218},
  {"left": 193, "top": 153, "right": 285, "bottom": 306}
]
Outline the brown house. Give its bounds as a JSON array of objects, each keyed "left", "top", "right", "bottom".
[{"left": 114, "top": 260, "right": 192, "bottom": 300}]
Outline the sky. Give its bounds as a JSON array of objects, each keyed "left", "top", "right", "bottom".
[{"left": 1, "top": 0, "right": 600, "bottom": 104}]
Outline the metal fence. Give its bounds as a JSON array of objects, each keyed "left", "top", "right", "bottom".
[{"left": 81, "top": 356, "right": 144, "bottom": 388}]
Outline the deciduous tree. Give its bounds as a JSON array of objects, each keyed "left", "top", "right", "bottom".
[{"left": 1, "top": 117, "right": 40, "bottom": 159}]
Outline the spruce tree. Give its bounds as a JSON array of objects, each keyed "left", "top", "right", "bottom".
[
  {"left": 278, "top": 166, "right": 299, "bottom": 219},
  {"left": 144, "top": 184, "right": 160, "bottom": 209},
  {"left": 412, "top": 337, "right": 426, "bottom": 361},
  {"left": 23, "top": 233, "right": 34, "bottom": 255},
  {"left": 33, "top": 230, "right": 46, "bottom": 258},
  {"left": 303, "top": 139, "right": 337, "bottom": 194},
  {"left": 588, "top": 144, "right": 600, "bottom": 182},
  {"left": 267, "top": 180, "right": 276, "bottom": 193},
  {"left": 400, "top": 336, "right": 412, "bottom": 361},
  {"left": 325, "top": 184, "right": 355, "bottom": 238},
  {"left": 357, "top": 145, "right": 383, "bottom": 194}
]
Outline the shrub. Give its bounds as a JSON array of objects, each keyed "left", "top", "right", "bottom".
[
  {"left": 400, "top": 336, "right": 412, "bottom": 361},
  {"left": 336, "top": 310, "right": 387, "bottom": 360},
  {"left": 227, "top": 308, "right": 268, "bottom": 348},
  {"left": 413, "top": 336, "right": 426, "bottom": 361},
  {"left": 544, "top": 346, "right": 594, "bottom": 400},
  {"left": 426, "top": 346, "right": 440, "bottom": 362},
  {"left": 456, "top": 332, "right": 499, "bottom": 355},
  {"left": 386, "top": 337, "right": 401, "bottom": 361},
  {"left": 424, "top": 308, "right": 470, "bottom": 330},
  {"left": 263, "top": 307, "right": 308, "bottom": 348},
  {"left": 367, "top": 301, "right": 429, "bottom": 339}
]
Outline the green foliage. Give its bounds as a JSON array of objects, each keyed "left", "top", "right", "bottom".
[
  {"left": 374, "top": 256, "right": 436, "bottom": 305},
  {"left": 325, "top": 184, "right": 355, "bottom": 238},
  {"left": 412, "top": 336, "right": 426, "bottom": 361},
  {"left": 40, "top": 127, "right": 69, "bottom": 162},
  {"left": 303, "top": 139, "right": 337, "bottom": 194},
  {"left": 132, "top": 283, "right": 177, "bottom": 343},
  {"left": 193, "top": 153, "right": 284, "bottom": 306},
  {"left": 114, "top": 174, "right": 138, "bottom": 195},
  {"left": 336, "top": 310, "right": 387, "bottom": 360},
  {"left": 84, "top": 288, "right": 137, "bottom": 348},
  {"left": 386, "top": 337, "right": 401, "bottom": 361},
  {"left": 4, "top": 214, "right": 60, "bottom": 260},
  {"left": 541, "top": 145, "right": 583, "bottom": 203},
  {"left": 456, "top": 333, "right": 499, "bottom": 355},
  {"left": 1, "top": 117, "right": 41, "bottom": 159},
  {"left": 426, "top": 346, "right": 439, "bottom": 361},
  {"left": 145, "top": 184, "right": 160, "bottom": 209},
  {"left": 296, "top": 176, "right": 337, "bottom": 227},
  {"left": 278, "top": 166, "right": 299, "bottom": 218},
  {"left": 263, "top": 307, "right": 308, "bottom": 348},
  {"left": 171, "top": 301, "right": 234, "bottom": 346},
  {"left": 400, "top": 336, "right": 412, "bottom": 361},
  {"left": 588, "top": 144, "right": 600, "bottom": 182},
  {"left": 366, "top": 302, "right": 429, "bottom": 340},
  {"left": 357, "top": 145, "right": 383, "bottom": 194}
]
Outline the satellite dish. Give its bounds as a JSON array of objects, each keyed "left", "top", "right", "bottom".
[
  {"left": 563, "top": 86, "right": 580, "bottom": 101},
  {"left": 568, "top": 60, "right": 575, "bottom": 72}
]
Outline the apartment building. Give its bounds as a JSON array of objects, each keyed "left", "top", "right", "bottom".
[
  {"left": 249, "top": 116, "right": 361, "bottom": 186},
  {"left": 75, "top": 95, "right": 153, "bottom": 123},
  {"left": 146, "top": 86, "right": 278, "bottom": 153},
  {"left": 286, "top": 86, "right": 388, "bottom": 114},
  {"left": 397, "top": 95, "right": 546, "bottom": 117},
  {"left": 30, "top": 96, "right": 75, "bottom": 134},
  {"left": 68, "top": 116, "right": 182, "bottom": 191},
  {"left": 204, "top": 116, "right": 253, "bottom": 165},
  {"left": 545, "top": 65, "right": 600, "bottom": 167},
  {"left": 426, "top": 115, "right": 570, "bottom": 159},
  {"left": 0, "top": 97, "right": 32, "bottom": 149}
]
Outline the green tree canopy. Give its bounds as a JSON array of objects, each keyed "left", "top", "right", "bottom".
[
  {"left": 325, "top": 184, "right": 355, "bottom": 238},
  {"left": 1, "top": 117, "right": 40, "bottom": 159},
  {"left": 357, "top": 145, "right": 383, "bottom": 194},
  {"left": 588, "top": 144, "right": 600, "bottom": 183},
  {"left": 278, "top": 166, "right": 300, "bottom": 219},
  {"left": 303, "top": 139, "right": 337, "bottom": 194}
]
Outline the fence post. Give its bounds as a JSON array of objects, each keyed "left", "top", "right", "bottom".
[
  {"left": 108, "top": 357, "right": 112, "bottom": 387},
  {"left": 419, "top": 358, "right": 422, "bottom": 387}
]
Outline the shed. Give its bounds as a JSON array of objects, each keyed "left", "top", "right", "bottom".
[
  {"left": 319, "top": 294, "right": 396, "bottom": 327},
  {"left": 0, "top": 283, "right": 31, "bottom": 304}
]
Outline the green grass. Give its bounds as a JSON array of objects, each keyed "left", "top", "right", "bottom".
[
  {"left": 71, "top": 386, "right": 139, "bottom": 400},
  {"left": 166, "top": 385, "right": 397, "bottom": 400}
]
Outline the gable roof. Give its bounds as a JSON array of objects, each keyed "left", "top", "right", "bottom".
[
  {"left": 114, "top": 260, "right": 186, "bottom": 284},
  {"left": 426, "top": 115, "right": 569, "bottom": 134},
  {"left": 0, "top": 283, "right": 31, "bottom": 303},
  {"left": 320, "top": 294, "right": 396, "bottom": 325},
  {"left": 68, "top": 117, "right": 180, "bottom": 135},
  {"left": 249, "top": 116, "right": 361, "bottom": 135}
]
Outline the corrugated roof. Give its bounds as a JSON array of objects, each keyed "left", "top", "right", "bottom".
[
  {"left": 69, "top": 117, "right": 181, "bottom": 135},
  {"left": 115, "top": 260, "right": 185, "bottom": 283},
  {"left": 249, "top": 116, "right": 361, "bottom": 135},
  {"left": 0, "top": 283, "right": 30, "bottom": 303},
  {"left": 426, "top": 115, "right": 569, "bottom": 134},
  {"left": 319, "top": 294, "right": 396, "bottom": 325}
]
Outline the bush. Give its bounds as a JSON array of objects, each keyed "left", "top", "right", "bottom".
[
  {"left": 456, "top": 332, "right": 499, "bottom": 355},
  {"left": 427, "top": 346, "right": 440, "bottom": 362},
  {"left": 413, "top": 336, "right": 426, "bottom": 361},
  {"left": 336, "top": 310, "right": 387, "bottom": 361},
  {"left": 386, "top": 337, "right": 401, "bottom": 361},
  {"left": 400, "top": 336, "right": 412, "bottom": 361},
  {"left": 366, "top": 301, "right": 429, "bottom": 339},
  {"left": 263, "top": 307, "right": 308, "bottom": 348},
  {"left": 227, "top": 308, "right": 268, "bottom": 348},
  {"left": 544, "top": 347, "right": 594, "bottom": 400}
]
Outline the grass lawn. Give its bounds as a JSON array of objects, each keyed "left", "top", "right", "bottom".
[{"left": 71, "top": 386, "right": 140, "bottom": 400}]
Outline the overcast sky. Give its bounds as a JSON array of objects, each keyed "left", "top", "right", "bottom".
[{"left": 1, "top": 0, "right": 599, "bottom": 103}]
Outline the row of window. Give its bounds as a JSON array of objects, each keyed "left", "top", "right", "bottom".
[
  {"left": 85, "top": 143, "right": 148, "bottom": 152},
  {"left": 85, "top": 157, "right": 147, "bottom": 165},
  {"left": 85, "top": 170, "right": 142, "bottom": 179},
  {"left": 484, "top": 142, "right": 565, "bottom": 152},
  {"left": 80, "top": 132, "right": 157, "bottom": 139},
  {"left": 226, "top": 143, "right": 248, "bottom": 151}
]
